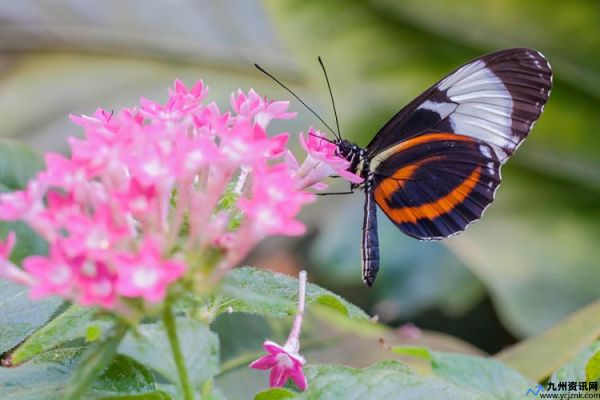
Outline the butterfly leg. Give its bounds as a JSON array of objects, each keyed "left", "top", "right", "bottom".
[
  {"left": 316, "top": 189, "right": 354, "bottom": 196},
  {"left": 361, "top": 180, "right": 380, "bottom": 286}
]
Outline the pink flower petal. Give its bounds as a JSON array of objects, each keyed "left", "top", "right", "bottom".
[
  {"left": 249, "top": 355, "right": 278, "bottom": 370},
  {"left": 269, "top": 364, "right": 290, "bottom": 388},
  {"left": 289, "top": 365, "right": 308, "bottom": 390}
]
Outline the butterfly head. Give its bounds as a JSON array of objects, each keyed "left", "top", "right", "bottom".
[{"left": 335, "top": 139, "right": 365, "bottom": 178}]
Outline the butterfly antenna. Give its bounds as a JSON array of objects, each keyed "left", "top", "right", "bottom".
[
  {"left": 254, "top": 63, "right": 340, "bottom": 139},
  {"left": 309, "top": 130, "right": 336, "bottom": 144},
  {"left": 318, "top": 56, "right": 342, "bottom": 140}
]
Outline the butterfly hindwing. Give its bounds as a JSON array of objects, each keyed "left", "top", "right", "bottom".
[
  {"left": 366, "top": 48, "right": 552, "bottom": 162},
  {"left": 371, "top": 133, "right": 501, "bottom": 240}
]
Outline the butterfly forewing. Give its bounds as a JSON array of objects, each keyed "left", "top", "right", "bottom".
[{"left": 366, "top": 48, "right": 552, "bottom": 162}]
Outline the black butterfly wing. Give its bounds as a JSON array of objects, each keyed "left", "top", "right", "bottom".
[{"left": 366, "top": 48, "right": 552, "bottom": 163}]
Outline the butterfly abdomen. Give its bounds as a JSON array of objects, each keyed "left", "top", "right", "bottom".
[{"left": 361, "top": 173, "right": 380, "bottom": 286}]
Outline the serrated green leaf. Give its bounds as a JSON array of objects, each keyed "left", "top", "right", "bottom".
[
  {"left": 0, "top": 280, "right": 62, "bottom": 355},
  {"left": 119, "top": 318, "right": 219, "bottom": 391},
  {"left": 220, "top": 267, "right": 368, "bottom": 320},
  {"left": 11, "top": 305, "right": 104, "bottom": 365}
]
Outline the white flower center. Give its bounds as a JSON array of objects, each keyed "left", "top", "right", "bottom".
[
  {"left": 133, "top": 266, "right": 159, "bottom": 289},
  {"left": 92, "top": 279, "right": 112, "bottom": 297},
  {"left": 50, "top": 264, "right": 71, "bottom": 284},
  {"left": 275, "top": 353, "right": 294, "bottom": 368},
  {"left": 81, "top": 261, "right": 97, "bottom": 277},
  {"left": 266, "top": 186, "right": 285, "bottom": 202},
  {"left": 143, "top": 159, "right": 167, "bottom": 177},
  {"left": 185, "top": 150, "right": 204, "bottom": 170}
]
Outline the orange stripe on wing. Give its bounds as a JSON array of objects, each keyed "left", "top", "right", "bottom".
[
  {"left": 396, "top": 133, "right": 474, "bottom": 151},
  {"left": 374, "top": 164, "right": 482, "bottom": 225},
  {"left": 370, "top": 133, "right": 475, "bottom": 171}
]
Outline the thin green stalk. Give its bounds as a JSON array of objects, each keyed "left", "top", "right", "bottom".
[
  {"left": 63, "top": 320, "right": 129, "bottom": 400},
  {"left": 163, "top": 299, "right": 194, "bottom": 400}
]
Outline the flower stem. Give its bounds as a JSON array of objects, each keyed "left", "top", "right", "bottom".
[
  {"left": 163, "top": 300, "right": 194, "bottom": 400},
  {"left": 285, "top": 270, "right": 307, "bottom": 353}
]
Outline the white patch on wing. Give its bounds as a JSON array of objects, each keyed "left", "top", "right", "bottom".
[
  {"left": 438, "top": 60, "right": 514, "bottom": 161},
  {"left": 479, "top": 145, "right": 492, "bottom": 159},
  {"left": 417, "top": 100, "right": 457, "bottom": 119},
  {"left": 487, "top": 161, "right": 496, "bottom": 178}
]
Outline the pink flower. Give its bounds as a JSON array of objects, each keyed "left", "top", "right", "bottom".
[
  {"left": 0, "top": 180, "right": 46, "bottom": 221},
  {"left": 168, "top": 79, "right": 208, "bottom": 113},
  {"left": 239, "top": 165, "right": 314, "bottom": 238},
  {"left": 231, "top": 89, "right": 296, "bottom": 128},
  {"left": 24, "top": 244, "right": 74, "bottom": 300},
  {"left": 295, "top": 128, "right": 363, "bottom": 190},
  {"left": 76, "top": 259, "right": 118, "bottom": 308},
  {"left": 115, "top": 239, "right": 186, "bottom": 303},
  {"left": 0, "top": 79, "right": 333, "bottom": 314},
  {"left": 250, "top": 340, "right": 307, "bottom": 390},
  {"left": 250, "top": 271, "right": 308, "bottom": 391}
]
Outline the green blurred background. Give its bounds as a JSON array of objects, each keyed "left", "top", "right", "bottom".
[{"left": 2, "top": 0, "right": 599, "bottom": 355}]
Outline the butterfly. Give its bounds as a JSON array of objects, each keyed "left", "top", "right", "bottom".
[
  {"left": 333, "top": 48, "right": 552, "bottom": 286},
  {"left": 257, "top": 48, "right": 552, "bottom": 286}
]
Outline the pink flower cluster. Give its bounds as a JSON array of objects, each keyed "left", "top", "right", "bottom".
[{"left": 0, "top": 80, "right": 361, "bottom": 311}]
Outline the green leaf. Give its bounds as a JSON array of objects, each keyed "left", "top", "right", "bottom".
[
  {"left": 119, "top": 318, "right": 219, "bottom": 390},
  {"left": 0, "top": 280, "right": 62, "bottom": 355},
  {"left": 91, "top": 354, "right": 158, "bottom": 398},
  {"left": 0, "top": 347, "right": 161, "bottom": 400},
  {"left": 430, "top": 352, "right": 533, "bottom": 399},
  {"left": 0, "top": 140, "right": 44, "bottom": 192},
  {"left": 254, "top": 388, "right": 296, "bottom": 400},
  {"left": 393, "top": 346, "right": 532, "bottom": 399},
  {"left": 11, "top": 305, "right": 103, "bottom": 365},
  {"left": 97, "top": 393, "right": 172, "bottom": 400},
  {"left": 265, "top": 361, "right": 486, "bottom": 399},
  {"left": 390, "top": 346, "right": 432, "bottom": 361},
  {"left": 87, "top": 324, "right": 104, "bottom": 343},
  {"left": 63, "top": 321, "right": 129, "bottom": 400},
  {"left": 551, "top": 341, "right": 600, "bottom": 383},
  {"left": 495, "top": 299, "right": 600, "bottom": 381},
  {"left": 220, "top": 267, "right": 368, "bottom": 320},
  {"left": 586, "top": 350, "right": 600, "bottom": 383}
]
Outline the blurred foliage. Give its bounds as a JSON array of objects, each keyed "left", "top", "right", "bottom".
[
  {"left": 264, "top": 0, "right": 600, "bottom": 338},
  {"left": 496, "top": 299, "right": 600, "bottom": 381}
]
